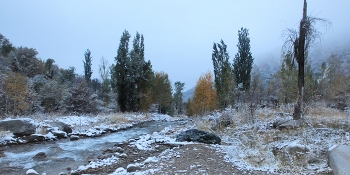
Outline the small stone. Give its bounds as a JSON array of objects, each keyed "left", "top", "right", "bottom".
[
  {"left": 126, "top": 163, "right": 142, "bottom": 172},
  {"left": 119, "top": 153, "right": 127, "bottom": 158}
]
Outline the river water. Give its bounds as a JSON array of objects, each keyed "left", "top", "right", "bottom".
[{"left": 0, "top": 121, "right": 179, "bottom": 175}]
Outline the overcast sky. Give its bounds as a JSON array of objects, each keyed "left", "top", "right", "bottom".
[{"left": 1, "top": 1, "right": 349, "bottom": 91}]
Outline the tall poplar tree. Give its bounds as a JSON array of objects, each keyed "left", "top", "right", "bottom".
[
  {"left": 233, "top": 27, "right": 254, "bottom": 91},
  {"left": 173, "top": 81, "right": 185, "bottom": 115},
  {"left": 111, "top": 30, "right": 131, "bottom": 112},
  {"left": 83, "top": 49, "right": 93, "bottom": 84},
  {"left": 212, "top": 40, "right": 234, "bottom": 108}
]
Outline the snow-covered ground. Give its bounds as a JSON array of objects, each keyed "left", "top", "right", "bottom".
[{"left": 2, "top": 106, "right": 349, "bottom": 174}]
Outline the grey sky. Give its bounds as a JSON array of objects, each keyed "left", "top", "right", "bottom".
[{"left": 1, "top": 1, "right": 349, "bottom": 90}]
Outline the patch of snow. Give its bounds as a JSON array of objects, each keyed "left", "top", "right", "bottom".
[
  {"left": 144, "top": 156, "right": 159, "bottom": 164},
  {"left": 26, "top": 169, "right": 38, "bottom": 175},
  {"left": 74, "top": 155, "right": 119, "bottom": 172},
  {"left": 328, "top": 144, "right": 338, "bottom": 151},
  {"left": 109, "top": 167, "right": 127, "bottom": 174}
]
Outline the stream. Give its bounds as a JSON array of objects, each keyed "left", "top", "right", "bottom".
[{"left": 0, "top": 121, "right": 180, "bottom": 175}]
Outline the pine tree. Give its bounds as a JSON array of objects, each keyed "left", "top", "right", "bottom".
[
  {"left": 83, "top": 49, "right": 93, "bottom": 84},
  {"left": 173, "top": 81, "right": 185, "bottom": 115},
  {"left": 233, "top": 27, "right": 254, "bottom": 91},
  {"left": 212, "top": 40, "right": 235, "bottom": 108}
]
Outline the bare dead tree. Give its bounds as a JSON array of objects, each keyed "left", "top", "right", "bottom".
[{"left": 282, "top": 0, "right": 330, "bottom": 120}]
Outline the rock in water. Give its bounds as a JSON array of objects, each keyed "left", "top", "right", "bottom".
[
  {"left": 176, "top": 129, "right": 221, "bottom": 144},
  {"left": 33, "top": 152, "right": 47, "bottom": 160},
  {"left": 0, "top": 118, "right": 36, "bottom": 136},
  {"left": 328, "top": 144, "right": 350, "bottom": 175},
  {"left": 69, "top": 135, "right": 79, "bottom": 141}
]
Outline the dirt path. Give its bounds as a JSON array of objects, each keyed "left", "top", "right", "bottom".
[{"left": 144, "top": 143, "right": 270, "bottom": 175}]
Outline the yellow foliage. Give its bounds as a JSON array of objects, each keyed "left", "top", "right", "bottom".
[
  {"left": 5, "top": 72, "right": 29, "bottom": 114},
  {"left": 192, "top": 71, "right": 218, "bottom": 116}
]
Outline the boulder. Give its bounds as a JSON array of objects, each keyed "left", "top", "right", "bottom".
[
  {"left": 22, "top": 134, "right": 46, "bottom": 143},
  {"left": 69, "top": 135, "right": 79, "bottom": 141},
  {"left": 328, "top": 144, "right": 350, "bottom": 175},
  {"left": 176, "top": 129, "right": 221, "bottom": 144},
  {"left": 0, "top": 118, "right": 36, "bottom": 136},
  {"left": 52, "top": 131, "right": 67, "bottom": 138},
  {"left": 48, "top": 121, "right": 72, "bottom": 133},
  {"left": 273, "top": 118, "right": 303, "bottom": 130}
]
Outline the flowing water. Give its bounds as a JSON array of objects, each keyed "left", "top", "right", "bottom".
[{"left": 0, "top": 121, "right": 180, "bottom": 175}]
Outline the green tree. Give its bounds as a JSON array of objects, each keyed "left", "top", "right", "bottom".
[
  {"left": 278, "top": 52, "right": 298, "bottom": 104},
  {"left": 60, "top": 66, "right": 76, "bottom": 84},
  {"left": 212, "top": 40, "right": 235, "bottom": 108},
  {"left": 152, "top": 72, "right": 172, "bottom": 114},
  {"left": 111, "top": 31, "right": 153, "bottom": 112},
  {"left": 0, "top": 33, "right": 14, "bottom": 57},
  {"left": 83, "top": 49, "right": 93, "bottom": 84},
  {"left": 45, "top": 58, "right": 55, "bottom": 78},
  {"left": 233, "top": 27, "right": 254, "bottom": 91},
  {"left": 173, "top": 81, "right": 185, "bottom": 115},
  {"left": 111, "top": 30, "right": 131, "bottom": 112}
]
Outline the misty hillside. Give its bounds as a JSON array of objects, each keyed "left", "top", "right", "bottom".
[{"left": 182, "top": 87, "right": 195, "bottom": 102}]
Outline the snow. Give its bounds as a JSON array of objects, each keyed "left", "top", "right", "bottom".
[
  {"left": 26, "top": 169, "right": 38, "bottom": 175},
  {"left": 328, "top": 144, "right": 338, "bottom": 151},
  {"left": 75, "top": 155, "right": 119, "bottom": 172},
  {"left": 144, "top": 156, "right": 159, "bottom": 163}
]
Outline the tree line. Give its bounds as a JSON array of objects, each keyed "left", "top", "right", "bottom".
[
  {"left": 0, "top": 31, "right": 185, "bottom": 116},
  {"left": 186, "top": 22, "right": 349, "bottom": 117}
]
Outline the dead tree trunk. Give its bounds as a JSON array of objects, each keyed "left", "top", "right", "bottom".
[{"left": 293, "top": 0, "right": 308, "bottom": 120}]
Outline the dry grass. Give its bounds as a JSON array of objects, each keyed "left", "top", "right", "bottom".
[
  {"left": 108, "top": 113, "right": 129, "bottom": 124},
  {"left": 193, "top": 117, "right": 212, "bottom": 132}
]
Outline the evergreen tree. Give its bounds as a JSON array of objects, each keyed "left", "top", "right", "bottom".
[
  {"left": 111, "top": 30, "right": 131, "bottom": 112},
  {"left": 111, "top": 31, "right": 153, "bottom": 112},
  {"left": 173, "top": 81, "right": 185, "bottom": 115},
  {"left": 233, "top": 27, "right": 254, "bottom": 91},
  {"left": 278, "top": 52, "right": 298, "bottom": 104},
  {"left": 45, "top": 58, "right": 55, "bottom": 78},
  {"left": 152, "top": 72, "right": 172, "bottom": 114},
  {"left": 212, "top": 40, "right": 235, "bottom": 108},
  {"left": 83, "top": 49, "right": 93, "bottom": 84},
  {"left": 65, "top": 77, "right": 95, "bottom": 114}
]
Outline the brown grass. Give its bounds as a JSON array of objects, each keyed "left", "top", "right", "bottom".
[{"left": 108, "top": 113, "right": 129, "bottom": 124}]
